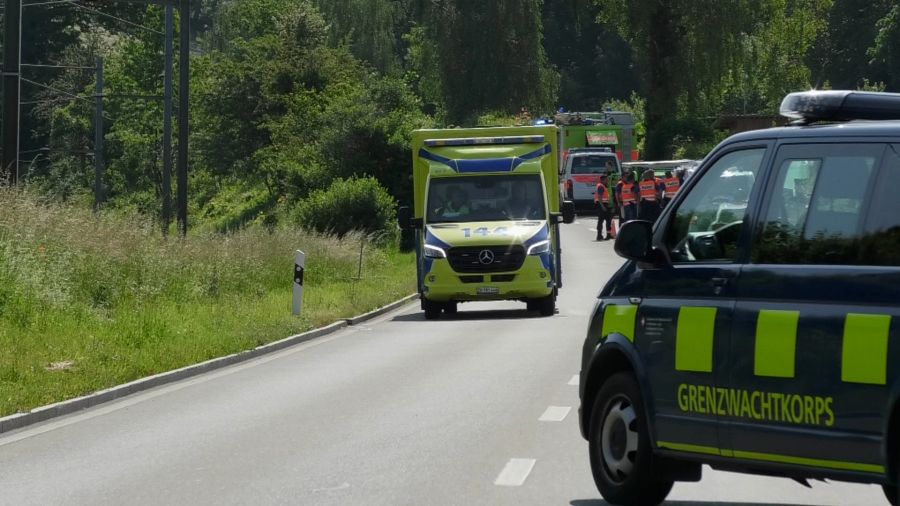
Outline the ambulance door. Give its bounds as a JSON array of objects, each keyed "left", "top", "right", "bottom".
[
  {"left": 638, "top": 146, "right": 769, "bottom": 453},
  {"left": 726, "top": 143, "right": 891, "bottom": 473}
]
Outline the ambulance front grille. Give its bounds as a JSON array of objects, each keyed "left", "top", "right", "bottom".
[{"left": 446, "top": 245, "right": 526, "bottom": 273}]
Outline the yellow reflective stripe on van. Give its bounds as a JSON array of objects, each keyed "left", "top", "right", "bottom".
[
  {"left": 657, "top": 441, "right": 885, "bottom": 474},
  {"left": 675, "top": 307, "right": 717, "bottom": 373},
  {"left": 601, "top": 304, "right": 637, "bottom": 342},
  {"left": 754, "top": 310, "right": 799, "bottom": 378},
  {"left": 842, "top": 313, "right": 891, "bottom": 385}
]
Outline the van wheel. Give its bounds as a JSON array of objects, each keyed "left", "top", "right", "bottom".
[
  {"left": 885, "top": 457, "right": 899, "bottom": 506},
  {"left": 589, "top": 372, "right": 673, "bottom": 506},
  {"left": 885, "top": 484, "right": 897, "bottom": 506},
  {"left": 423, "top": 299, "right": 441, "bottom": 320},
  {"left": 443, "top": 302, "right": 458, "bottom": 315}
]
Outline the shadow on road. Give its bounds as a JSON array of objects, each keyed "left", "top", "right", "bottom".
[
  {"left": 571, "top": 500, "right": 809, "bottom": 506},
  {"left": 391, "top": 309, "right": 545, "bottom": 322}
]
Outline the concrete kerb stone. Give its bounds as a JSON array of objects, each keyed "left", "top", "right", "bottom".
[
  {"left": 344, "top": 293, "right": 419, "bottom": 326},
  {"left": 0, "top": 294, "right": 418, "bottom": 435}
]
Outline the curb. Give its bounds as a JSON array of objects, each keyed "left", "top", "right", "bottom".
[{"left": 0, "top": 293, "right": 419, "bottom": 435}]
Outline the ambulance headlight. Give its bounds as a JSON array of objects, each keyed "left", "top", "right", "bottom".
[
  {"left": 424, "top": 244, "right": 446, "bottom": 259},
  {"left": 527, "top": 240, "right": 550, "bottom": 255}
]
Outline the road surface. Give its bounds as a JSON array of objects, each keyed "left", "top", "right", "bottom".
[{"left": 0, "top": 217, "right": 889, "bottom": 505}]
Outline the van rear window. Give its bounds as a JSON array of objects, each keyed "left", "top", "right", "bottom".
[{"left": 570, "top": 155, "right": 617, "bottom": 175}]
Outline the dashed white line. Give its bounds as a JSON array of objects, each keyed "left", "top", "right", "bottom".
[
  {"left": 568, "top": 374, "right": 579, "bottom": 386},
  {"left": 494, "top": 458, "right": 536, "bottom": 486},
  {"left": 539, "top": 406, "right": 572, "bottom": 422}
]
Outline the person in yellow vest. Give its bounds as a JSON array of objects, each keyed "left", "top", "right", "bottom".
[
  {"left": 638, "top": 169, "right": 662, "bottom": 222},
  {"left": 594, "top": 174, "right": 613, "bottom": 240},
  {"left": 662, "top": 170, "right": 681, "bottom": 208}
]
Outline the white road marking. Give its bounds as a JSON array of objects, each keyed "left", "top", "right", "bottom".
[
  {"left": 494, "top": 458, "right": 536, "bottom": 486},
  {"left": 568, "top": 374, "right": 579, "bottom": 386},
  {"left": 539, "top": 406, "right": 571, "bottom": 422},
  {"left": 589, "top": 228, "right": 597, "bottom": 232}
]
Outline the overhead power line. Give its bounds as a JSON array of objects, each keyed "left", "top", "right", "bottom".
[{"left": 21, "top": 77, "right": 115, "bottom": 121}]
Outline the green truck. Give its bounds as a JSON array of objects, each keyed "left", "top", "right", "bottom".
[
  {"left": 554, "top": 110, "right": 637, "bottom": 164},
  {"left": 398, "top": 126, "right": 575, "bottom": 320}
]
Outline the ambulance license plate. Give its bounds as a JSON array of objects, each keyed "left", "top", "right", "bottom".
[{"left": 477, "top": 286, "right": 500, "bottom": 295}]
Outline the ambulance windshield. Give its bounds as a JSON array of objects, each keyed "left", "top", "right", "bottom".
[{"left": 427, "top": 174, "right": 546, "bottom": 223}]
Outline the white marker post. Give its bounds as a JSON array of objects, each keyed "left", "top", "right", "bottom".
[{"left": 292, "top": 250, "right": 306, "bottom": 316}]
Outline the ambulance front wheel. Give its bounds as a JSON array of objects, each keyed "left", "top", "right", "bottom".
[
  {"left": 527, "top": 294, "right": 555, "bottom": 316},
  {"left": 423, "top": 299, "right": 441, "bottom": 320},
  {"left": 589, "top": 372, "right": 673, "bottom": 506},
  {"left": 443, "top": 302, "right": 458, "bottom": 315}
]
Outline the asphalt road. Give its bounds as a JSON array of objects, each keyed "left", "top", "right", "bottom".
[{"left": 0, "top": 216, "right": 890, "bottom": 506}]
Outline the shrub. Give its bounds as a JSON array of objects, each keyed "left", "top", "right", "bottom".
[{"left": 293, "top": 176, "right": 397, "bottom": 239}]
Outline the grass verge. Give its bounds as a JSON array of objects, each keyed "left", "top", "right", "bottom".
[{"left": 0, "top": 189, "right": 415, "bottom": 417}]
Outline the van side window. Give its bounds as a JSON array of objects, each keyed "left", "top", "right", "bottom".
[
  {"left": 753, "top": 144, "right": 881, "bottom": 265},
  {"left": 664, "top": 149, "right": 764, "bottom": 263},
  {"left": 860, "top": 144, "right": 900, "bottom": 266}
]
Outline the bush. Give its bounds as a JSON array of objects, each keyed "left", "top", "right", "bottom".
[{"left": 293, "top": 176, "right": 397, "bottom": 239}]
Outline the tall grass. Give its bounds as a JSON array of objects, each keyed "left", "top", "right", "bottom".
[{"left": 0, "top": 189, "right": 415, "bottom": 416}]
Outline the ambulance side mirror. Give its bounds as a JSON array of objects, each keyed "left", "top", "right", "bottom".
[{"left": 397, "top": 206, "right": 420, "bottom": 230}]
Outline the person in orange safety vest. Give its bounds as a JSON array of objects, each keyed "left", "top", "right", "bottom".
[
  {"left": 594, "top": 174, "right": 613, "bottom": 240},
  {"left": 638, "top": 169, "right": 662, "bottom": 222},
  {"left": 615, "top": 170, "right": 637, "bottom": 221},
  {"left": 662, "top": 170, "right": 681, "bottom": 207}
]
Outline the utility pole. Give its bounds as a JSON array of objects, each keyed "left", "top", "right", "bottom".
[
  {"left": 177, "top": 0, "right": 190, "bottom": 237},
  {"left": 2, "top": 0, "right": 22, "bottom": 184},
  {"left": 162, "top": 4, "right": 174, "bottom": 235},
  {"left": 94, "top": 57, "right": 105, "bottom": 211}
]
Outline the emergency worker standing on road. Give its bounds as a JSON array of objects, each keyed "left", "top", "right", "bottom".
[
  {"left": 594, "top": 174, "right": 613, "bottom": 241},
  {"left": 638, "top": 169, "right": 662, "bottom": 222},
  {"left": 662, "top": 170, "right": 681, "bottom": 208},
  {"left": 616, "top": 170, "right": 637, "bottom": 221}
]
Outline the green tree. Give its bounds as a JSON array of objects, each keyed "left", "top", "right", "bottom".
[
  {"left": 809, "top": 0, "right": 893, "bottom": 89},
  {"left": 421, "top": 0, "right": 559, "bottom": 125},
  {"left": 869, "top": 5, "right": 900, "bottom": 91},
  {"left": 313, "top": 0, "right": 406, "bottom": 74},
  {"left": 542, "top": 0, "right": 637, "bottom": 110}
]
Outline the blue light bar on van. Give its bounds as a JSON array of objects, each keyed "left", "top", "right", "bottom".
[
  {"left": 424, "top": 135, "right": 546, "bottom": 147},
  {"left": 780, "top": 90, "right": 900, "bottom": 122}
]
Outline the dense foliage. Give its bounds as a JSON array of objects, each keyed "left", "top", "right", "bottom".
[{"left": 8, "top": 0, "right": 900, "bottom": 232}]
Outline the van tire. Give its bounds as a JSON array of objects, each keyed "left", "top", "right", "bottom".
[
  {"left": 885, "top": 484, "right": 898, "bottom": 506},
  {"left": 423, "top": 299, "right": 441, "bottom": 320},
  {"left": 443, "top": 302, "right": 458, "bottom": 315},
  {"left": 589, "top": 372, "right": 673, "bottom": 506},
  {"left": 885, "top": 457, "right": 898, "bottom": 506}
]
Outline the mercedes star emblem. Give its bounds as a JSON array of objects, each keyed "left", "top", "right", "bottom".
[{"left": 478, "top": 249, "right": 496, "bottom": 265}]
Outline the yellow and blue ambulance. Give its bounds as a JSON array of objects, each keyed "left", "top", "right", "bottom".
[
  {"left": 579, "top": 91, "right": 900, "bottom": 505},
  {"left": 399, "top": 126, "right": 575, "bottom": 319}
]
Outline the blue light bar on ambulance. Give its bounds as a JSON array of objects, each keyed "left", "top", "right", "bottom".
[
  {"left": 780, "top": 90, "right": 900, "bottom": 123},
  {"left": 424, "top": 135, "right": 545, "bottom": 147}
]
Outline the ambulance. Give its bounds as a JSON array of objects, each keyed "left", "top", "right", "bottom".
[{"left": 398, "top": 126, "right": 575, "bottom": 320}]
